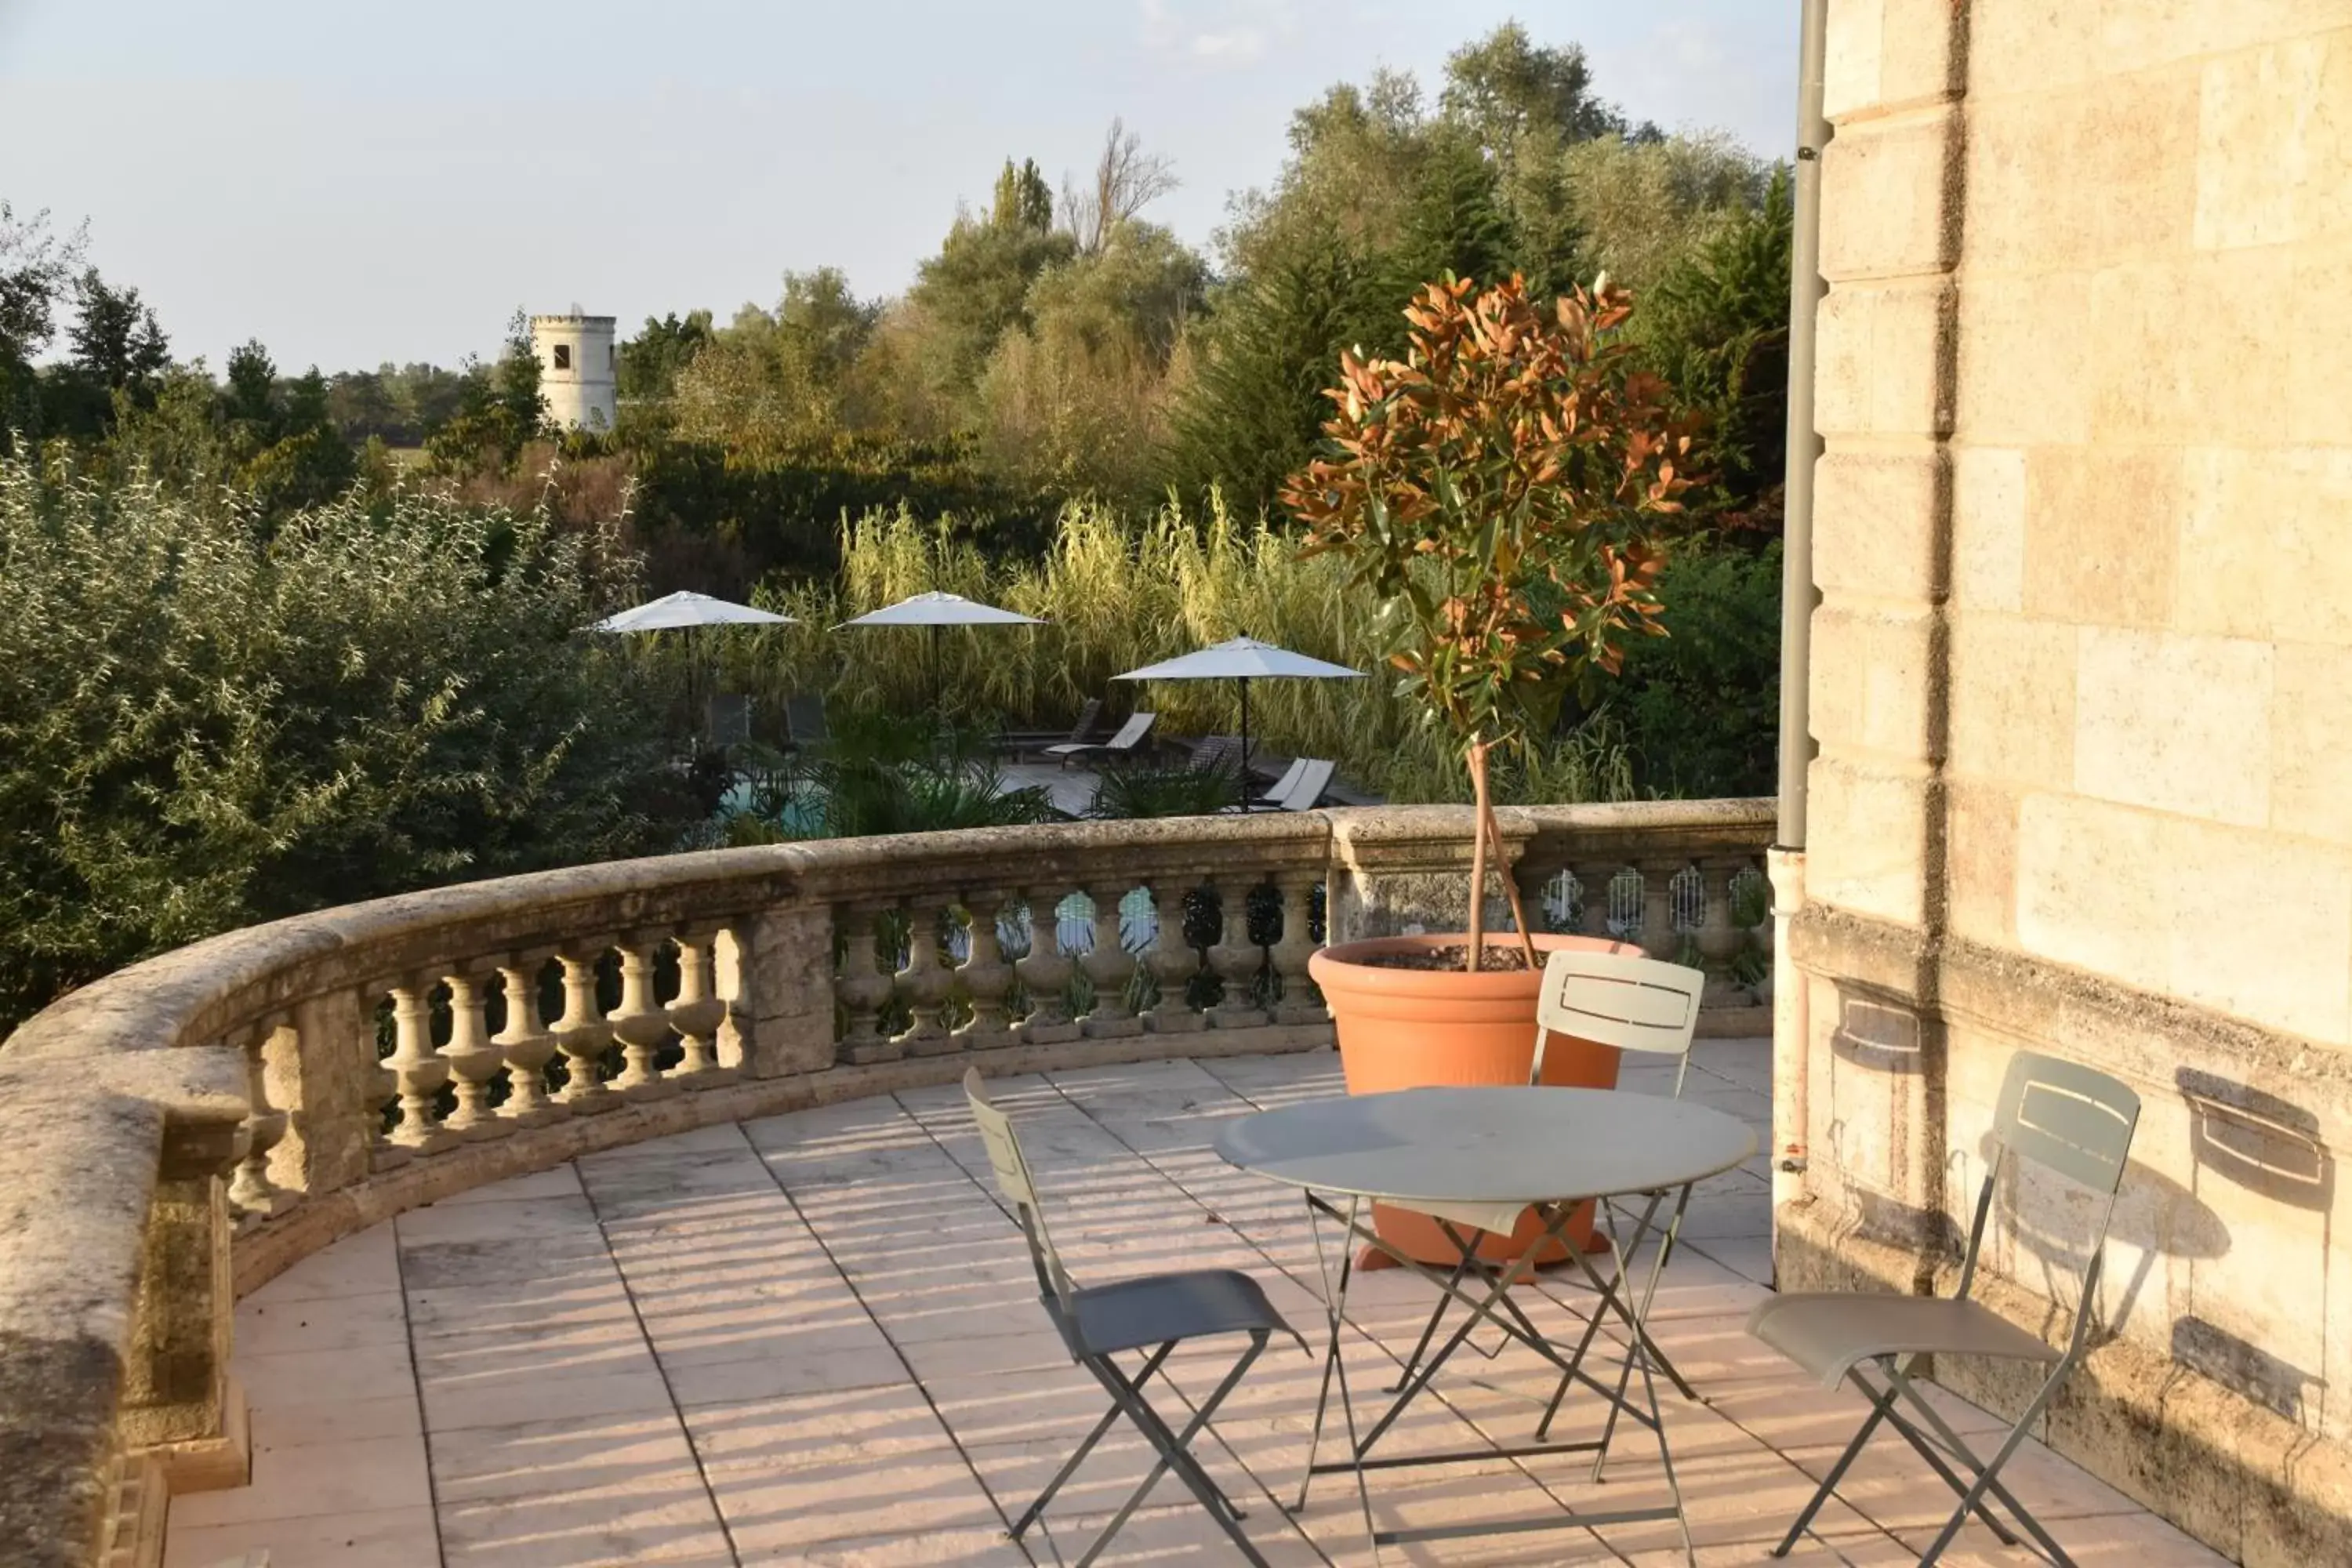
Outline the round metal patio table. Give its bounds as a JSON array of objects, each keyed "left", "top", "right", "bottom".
[{"left": 1214, "top": 1085, "right": 1757, "bottom": 1565}]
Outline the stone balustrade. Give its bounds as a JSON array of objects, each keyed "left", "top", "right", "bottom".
[{"left": 0, "top": 798, "right": 1771, "bottom": 1568}]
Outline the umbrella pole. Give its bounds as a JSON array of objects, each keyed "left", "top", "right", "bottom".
[
  {"left": 931, "top": 623, "right": 943, "bottom": 719},
  {"left": 1237, "top": 677, "right": 1250, "bottom": 812}
]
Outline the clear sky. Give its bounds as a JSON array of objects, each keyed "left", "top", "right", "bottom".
[{"left": 0, "top": 1, "right": 1798, "bottom": 373}]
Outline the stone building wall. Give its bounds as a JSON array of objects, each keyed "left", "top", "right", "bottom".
[{"left": 1782, "top": 3, "right": 2352, "bottom": 1563}]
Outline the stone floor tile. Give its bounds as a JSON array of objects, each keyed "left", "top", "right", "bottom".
[
  {"left": 241, "top": 1223, "right": 401, "bottom": 1305},
  {"left": 921, "top": 1367, "right": 1112, "bottom": 1448},
  {"left": 1035, "top": 1498, "right": 1334, "bottom": 1566},
  {"left": 579, "top": 1120, "right": 757, "bottom": 1161},
  {"left": 899, "top": 1327, "right": 1077, "bottom": 1381},
  {"left": 167, "top": 1432, "right": 430, "bottom": 1527},
  {"left": 430, "top": 1410, "right": 702, "bottom": 1504},
  {"left": 1688, "top": 1235, "right": 1777, "bottom": 1285},
  {"left": 162, "top": 1504, "right": 441, "bottom": 1568},
  {"left": 683, "top": 1381, "right": 960, "bottom": 1475},
  {"left": 395, "top": 1192, "right": 608, "bottom": 1247},
  {"left": 235, "top": 1287, "right": 409, "bottom": 1356},
  {"left": 1836, "top": 1508, "right": 2230, "bottom": 1566},
  {"left": 249, "top": 1393, "right": 422, "bottom": 1450},
  {"left": 736, "top": 1525, "right": 1036, "bottom": 1566},
  {"left": 406, "top": 1270, "right": 641, "bottom": 1341},
  {"left": 236, "top": 1340, "right": 417, "bottom": 1411},
  {"left": 435, "top": 1468, "right": 735, "bottom": 1567},
  {"left": 422, "top": 1360, "right": 675, "bottom": 1434},
  {"left": 661, "top": 1323, "right": 909, "bottom": 1406},
  {"left": 397, "top": 1232, "right": 621, "bottom": 1290},
  {"left": 1561, "top": 1444, "right": 1881, "bottom": 1558},
  {"left": 435, "top": 1163, "right": 587, "bottom": 1206},
  {"left": 703, "top": 1449, "right": 1004, "bottom": 1555},
  {"left": 1784, "top": 1421, "right": 2147, "bottom": 1533}
]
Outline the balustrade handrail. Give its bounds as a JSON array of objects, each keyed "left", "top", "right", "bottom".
[{"left": 0, "top": 798, "right": 1773, "bottom": 1568}]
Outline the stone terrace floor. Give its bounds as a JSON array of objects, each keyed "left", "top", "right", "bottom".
[{"left": 167, "top": 1044, "right": 2230, "bottom": 1568}]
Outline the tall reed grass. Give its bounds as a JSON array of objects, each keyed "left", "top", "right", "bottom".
[{"left": 702, "top": 495, "right": 1638, "bottom": 807}]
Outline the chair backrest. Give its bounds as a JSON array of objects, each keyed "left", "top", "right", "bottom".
[
  {"left": 964, "top": 1069, "right": 1076, "bottom": 1308},
  {"left": 1184, "top": 733, "right": 1235, "bottom": 771},
  {"left": 1066, "top": 697, "right": 1104, "bottom": 744},
  {"left": 1105, "top": 711, "right": 1156, "bottom": 751},
  {"left": 1956, "top": 1051, "right": 2142, "bottom": 1321},
  {"left": 786, "top": 694, "right": 829, "bottom": 744},
  {"left": 1278, "top": 758, "right": 1336, "bottom": 811},
  {"left": 1258, "top": 757, "right": 1308, "bottom": 803},
  {"left": 706, "top": 693, "right": 751, "bottom": 747},
  {"left": 1530, "top": 948, "right": 1705, "bottom": 1090},
  {"left": 1994, "top": 1049, "right": 2141, "bottom": 1195}
]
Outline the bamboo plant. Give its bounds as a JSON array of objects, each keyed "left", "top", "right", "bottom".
[{"left": 1281, "top": 273, "right": 1696, "bottom": 969}]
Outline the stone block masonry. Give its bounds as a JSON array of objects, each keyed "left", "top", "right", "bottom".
[{"left": 1787, "top": 3, "right": 2352, "bottom": 1564}]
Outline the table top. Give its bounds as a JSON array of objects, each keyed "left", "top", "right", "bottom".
[{"left": 1214, "top": 1087, "right": 1759, "bottom": 1203}]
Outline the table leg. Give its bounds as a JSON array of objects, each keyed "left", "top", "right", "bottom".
[
  {"left": 1288, "top": 1189, "right": 1700, "bottom": 1562},
  {"left": 1297, "top": 1192, "right": 1378, "bottom": 1554}
]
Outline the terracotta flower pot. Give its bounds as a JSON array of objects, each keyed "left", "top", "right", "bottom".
[{"left": 1308, "top": 930, "right": 1639, "bottom": 1269}]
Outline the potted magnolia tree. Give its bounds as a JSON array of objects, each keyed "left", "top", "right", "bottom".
[{"left": 1281, "top": 272, "right": 1693, "bottom": 1263}]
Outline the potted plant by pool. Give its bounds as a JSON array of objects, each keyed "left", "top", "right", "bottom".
[{"left": 1281, "top": 271, "right": 1695, "bottom": 1265}]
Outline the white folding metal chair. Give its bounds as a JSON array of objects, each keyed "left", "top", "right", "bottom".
[{"left": 1749, "top": 1050, "right": 2141, "bottom": 1566}]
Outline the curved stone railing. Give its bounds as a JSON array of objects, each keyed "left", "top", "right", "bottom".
[{"left": 0, "top": 798, "right": 1772, "bottom": 1568}]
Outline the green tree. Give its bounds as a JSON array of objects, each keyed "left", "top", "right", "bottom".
[
  {"left": 618, "top": 309, "right": 714, "bottom": 401},
  {"left": 224, "top": 339, "right": 279, "bottom": 432},
  {"left": 0, "top": 202, "right": 85, "bottom": 441},
  {"left": 976, "top": 220, "right": 1206, "bottom": 495},
  {"left": 425, "top": 312, "right": 546, "bottom": 474},
  {"left": 67, "top": 268, "right": 171, "bottom": 394},
  {"left": 900, "top": 159, "right": 1078, "bottom": 423}
]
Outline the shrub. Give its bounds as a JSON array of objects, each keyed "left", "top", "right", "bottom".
[{"left": 0, "top": 456, "right": 686, "bottom": 1032}]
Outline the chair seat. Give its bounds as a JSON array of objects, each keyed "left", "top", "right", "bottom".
[
  {"left": 1051, "top": 1269, "right": 1296, "bottom": 1358},
  {"left": 1749, "top": 1293, "right": 2062, "bottom": 1389}
]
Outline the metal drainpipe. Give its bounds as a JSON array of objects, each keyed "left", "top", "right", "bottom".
[{"left": 1772, "top": 0, "right": 1831, "bottom": 1220}]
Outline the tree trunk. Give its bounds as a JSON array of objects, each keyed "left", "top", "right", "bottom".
[{"left": 1465, "top": 738, "right": 1491, "bottom": 971}]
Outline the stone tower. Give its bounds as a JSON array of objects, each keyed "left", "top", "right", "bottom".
[{"left": 528, "top": 311, "right": 618, "bottom": 432}]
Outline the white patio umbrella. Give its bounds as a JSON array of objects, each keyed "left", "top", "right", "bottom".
[
  {"left": 1115, "top": 636, "right": 1364, "bottom": 811},
  {"left": 590, "top": 590, "right": 797, "bottom": 633},
  {"left": 590, "top": 591, "right": 797, "bottom": 746},
  {"left": 833, "top": 591, "right": 1044, "bottom": 709}
]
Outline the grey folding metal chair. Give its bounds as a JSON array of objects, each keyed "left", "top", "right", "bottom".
[
  {"left": 1748, "top": 1049, "right": 2142, "bottom": 1567},
  {"left": 1388, "top": 947, "right": 1708, "bottom": 1452},
  {"left": 964, "top": 1069, "right": 1304, "bottom": 1568}
]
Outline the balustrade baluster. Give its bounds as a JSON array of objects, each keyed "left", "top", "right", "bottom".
[
  {"left": 608, "top": 934, "right": 679, "bottom": 1098},
  {"left": 895, "top": 905, "right": 958, "bottom": 1055},
  {"left": 385, "top": 979, "right": 454, "bottom": 1152},
  {"left": 1270, "top": 874, "right": 1327, "bottom": 1025},
  {"left": 836, "top": 908, "right": 898, "bottom": 1064},
  {"left": 227, "top": 1016, "right": 289, "bottom": 1218},
  {"left": 955, "top": 893, "right": 1019, "bottom": 1050},
  {"left": 1143, "top": 881, "right": 1204, "bottom": 1033},
  {"left": 1207, "top": 881, "right": 1269, "bottom": 1028},
  {"left": 668, "top": 929, "right": 734, "bottom": 1085},
  {"left": 1080, "top": 884, "right": 1142, "bottom": 1037},
  {"left": 550, "top": 946, "right": 617, "bottom": 1111},
  {"left": 493, "top": 956, "right": 565, "bottom": 1126},
  {"left": 1014, "top": 890, "right": 1080, "bottom": 1043},
  {"left": 1639, "top": 860, "right": 1682, "bottom": 961},
  {"left": 1573, "top": 863, "right": 1621, "bottom": 939},
  {"left": 1694, "top": 859, "right": 1744, "bottom": 971},
  {"left": 712, "top": 924, "right": 752, "bottom": 1073},
  {"left": 441, "top": 972, "right": 506, "bottom": 1134}
]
